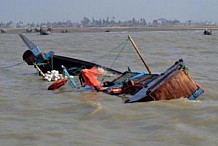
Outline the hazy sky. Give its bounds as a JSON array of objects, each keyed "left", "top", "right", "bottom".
[{"left": 1, "top": 0, "right": 218, "bottom": 23}]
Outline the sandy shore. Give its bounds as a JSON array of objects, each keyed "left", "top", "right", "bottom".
[{"left": 1, "top": 25, "right": 218, "bottom": 34}]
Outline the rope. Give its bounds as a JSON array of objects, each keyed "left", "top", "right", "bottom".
[
  {"left": 91, "top": 39, "right": 129, "bottom": 63},
  {"left": 99, "top": 39, "right": 129, "bottom": 82},
  {"left": 110, "top": 40, "right": 128, "bottom": 68},
  {"left": 0, "top": 61, "right": 25, "bottom": 69}
]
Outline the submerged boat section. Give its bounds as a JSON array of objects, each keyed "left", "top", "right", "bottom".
[{"left": 126, "top": 59, "right": 204, "bottom": 103}]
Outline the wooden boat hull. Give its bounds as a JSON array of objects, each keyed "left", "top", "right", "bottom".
[
  {"left": 37, "top": 55, "right": 122, "bottom": 76},
  {"left": 125, "top": 59, "right": 204, "bottom": 103}
]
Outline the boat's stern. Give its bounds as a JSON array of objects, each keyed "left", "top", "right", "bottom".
[{"left": 126, "top": 59, "right": 205, "bottom": 103}]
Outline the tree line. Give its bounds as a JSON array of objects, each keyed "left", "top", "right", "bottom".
[{"left": 0, "top": 17, "right": 215, "bottom": 28}]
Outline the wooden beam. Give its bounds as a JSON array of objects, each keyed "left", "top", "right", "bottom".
[{"left": 128, "top": 35, "right": 152, "bottom": 74}]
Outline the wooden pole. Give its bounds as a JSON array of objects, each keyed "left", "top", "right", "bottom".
[
  {"left": 33, "top": 62, "right": 45, "bottom": 77},
  {"left": 128, "top": 35, "right": 152, "bottom": 74}
]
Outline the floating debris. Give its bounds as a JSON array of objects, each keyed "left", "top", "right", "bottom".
[{"left": 43, "top": 70, "right": 64, "bottom": 82}]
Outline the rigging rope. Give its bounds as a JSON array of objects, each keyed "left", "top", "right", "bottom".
[
  {"left": 91, "top": 38, "right": 129, "bottom": 64},
  {"left": 99, "top": 39, "right": 130, "bottom": 82},
  {"left": 0, "top": 61, "right": 25, "bottom": 69},
  {"left": 110, "top": 39, "right": 128, "bottom": 68}
]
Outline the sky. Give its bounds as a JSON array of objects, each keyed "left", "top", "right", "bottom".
[{"left": 0, "top": 0, "right": 218, "bottom": 23}]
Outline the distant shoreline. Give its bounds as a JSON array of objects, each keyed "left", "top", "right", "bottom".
[{"left": 1, "top": 26, "right": 218, "bottom": 34}]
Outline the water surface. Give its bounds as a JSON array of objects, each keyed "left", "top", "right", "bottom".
[{"left": 0, "top": 30, "right": 217, "bottom": 146}]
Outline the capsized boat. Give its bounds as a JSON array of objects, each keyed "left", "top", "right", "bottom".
[{"left": 19, "top": 34, "right": 204, "bottom": 103}]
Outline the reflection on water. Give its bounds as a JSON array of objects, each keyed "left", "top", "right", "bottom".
[{"left": 0, "top": 31, "right": 217, "bottom": 146}]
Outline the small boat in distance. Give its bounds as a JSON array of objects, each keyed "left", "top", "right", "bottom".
[
  {"left": 40, "top": 26, "right": 52, "bottom": 35},
  {"left": 1, "top": 28, "right": 7, "bottom": 33},
  {"left": 204, "top": 28, "right": 212, "bottom": 35},
  {"left": 26, "top": 28, "right": 32, "bottom": 33}
]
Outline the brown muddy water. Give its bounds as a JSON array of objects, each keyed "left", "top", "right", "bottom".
[{"left": 0, "top": 30, "right": 217, "bottom": 146}]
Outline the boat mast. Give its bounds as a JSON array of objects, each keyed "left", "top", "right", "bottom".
[{"left": 128, "top": 35, "right": 152, "bottom": 74}]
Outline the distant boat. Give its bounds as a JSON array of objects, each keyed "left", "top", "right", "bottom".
[
  {"left": 105, "top": 29, "right": 111, "bottom": 32},
  {"left": 61, "top": 29, "right": 68, "bottom": 33},
  {"left": 35, "top": 27, "right": 40, "bottom": 32},
  {"left": 1, "top": 28, "right": 6, "bottom": 33},
  {"left": 40, "top": 26, "right": 52, "bottom": 35},
  {"left": 26, "top": 28, "right": 32, "bottom": 33},
  {"left": 204, "top": 28, "right": 212, "bottom": 35}
]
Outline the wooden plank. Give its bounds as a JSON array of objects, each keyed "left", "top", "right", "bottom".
[{"left": 150, "top": 70, "right": 199, "bottom": 100}]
